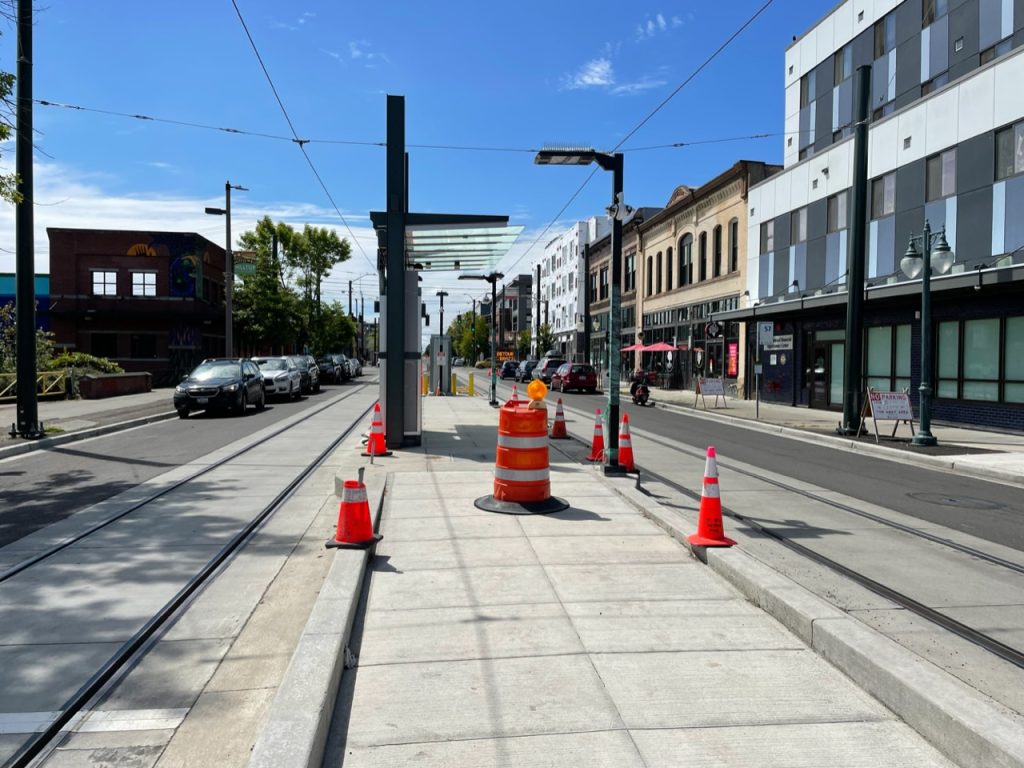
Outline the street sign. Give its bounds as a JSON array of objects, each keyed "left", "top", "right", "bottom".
[
  {"left": 758, "top": 322, "right": 774, "bottom": 346},
  {"left": 234, "top": 262, "right": 257, "bottom": 276},
  {"left": 764, "top": 334, "right": 793, "bottom": 351}
]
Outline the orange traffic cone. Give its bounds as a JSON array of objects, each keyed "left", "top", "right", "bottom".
[
  {"left": 550, "top": 397, "right": 568, "bottom": 439},
  {"left": 585, "top": 408, "right": 604, "bottom": 462},
  {"left": 618, "top": 412, "right": 635, "bottom": 471},
  {"left": 361, "top": 403, "right": 393, "bottom": 457},
  {"left": 688, "top": 446, "right": 736, "bottom": 547},
  {"left": 326, "top": 475, "right": 382, "bottom": 549}
]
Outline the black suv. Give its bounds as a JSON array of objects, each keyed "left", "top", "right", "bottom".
[
  {"left": 173, "top": 358, "right": 266, "bottom": 418},
  {"left": 317, "top": 353, "right": 348, "bottom": 383},
  {"left": 515, "top": 360, "right": 538, "bottom": 382},
  {"left": 500, "top": 360, "right": 519, "bottom": 380},
  {"left": 289, "top": 355, "right": 321, "bottom": 394}
]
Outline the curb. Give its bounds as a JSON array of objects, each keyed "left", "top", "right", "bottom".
[
  {"left": 606, "top": 474, "right": 1024, "bottom": 768},
  {"left": 651, "top": 397, "right": 1024, "bottom": 488},
  {"left": 247, "top": 474, "right": 388, "bottom": 768},
  {"left": 0, "top": 410, "right": 178, "bottom": 461}
]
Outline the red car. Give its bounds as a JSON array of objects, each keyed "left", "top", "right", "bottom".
[{"left": 551, "top": 363, "right": 598, "bottom": 393}]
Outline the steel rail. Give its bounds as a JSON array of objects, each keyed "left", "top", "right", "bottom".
[
  {"left": 4, "top": 395, "right": 377, "bottom": 768},
  {"left": 0, "top": 383, "right": 373, "bottom": 584}
]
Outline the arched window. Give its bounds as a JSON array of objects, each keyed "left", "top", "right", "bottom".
[
  {"left": 656, "top": 252, "right": 663, "bottom": 294},
  {"left": 679, "top": 234, "right": 692, "bottom": 287},
  {"left": 698, "top": 232, "right": 708, "bottom": 282},
  {"left": 666, "top": 247, "right": 673, "bottom": 288},
  {"left": 646, "top": 256, "right": 653, "bottom": 296},
  {"left": 729, "top": 218, "right": 739, "bottom": 272},
  {"left": 713, "top": 225, "right": 723, "bottom": 278}
]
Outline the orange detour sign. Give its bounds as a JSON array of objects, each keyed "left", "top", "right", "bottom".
[
  {"left": 618, "top": 412, "right": 636, "bottom": 472},
  {"left": 585, "top": 408, "right": 604, "bottom": 462},
  {"left": 361, "top": 403, "right": 393, "bottom": 457},
  {"left": 326, "top": 473, "right": 382, "bottom": 549},
  {"left": 687, "top": 446, "right": 736, "bottom": 547},
  {"left": 474, "top": 382, "right": 569, "bottom": 515},
  {"left": 550, "top": 397, "right": 569, "bottom": 439}
]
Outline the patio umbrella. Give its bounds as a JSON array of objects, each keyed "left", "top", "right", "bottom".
[
  {"left": 620, "top": 343, "right": 645, "bottom": 351},
  {"left": 643, "top": 341, "right": 677, "bottom": 352}
]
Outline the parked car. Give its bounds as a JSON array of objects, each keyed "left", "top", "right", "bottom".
[
  {"left": 352, "top": 357, "right": 363, "bottom": 377},
  {"left": 532, "top": 357, "right": 567, "bottom": 385},
  {"left": 515, "top": 360, "right": 538, "bottom": 382},
  {"left": 316, "top": 354, "right": 346, "bottom": 383},
  {"left": 453, "top": 357, "right": 466, "bottom": 367},
  {"left": 551, "top": 362, "right": 598, "bottom": 393},
  {"left": 253, "top": 356, "right": 302, "bottom": 400},
  {"left": 173, "top": 358, "right": 266, "bottom": 418},
  {"left": 500, "top": 360, "right": 519, "bottom": 380},
  {"left": 289, "top": 355, "right": 320, "bottom": 394}
]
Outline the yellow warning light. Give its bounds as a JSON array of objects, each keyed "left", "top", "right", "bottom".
[{"left": 527, "top": 379, "right": 547, "bottom": 401}]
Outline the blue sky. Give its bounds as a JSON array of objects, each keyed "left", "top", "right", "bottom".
[{"left": 0, "top": 0, "right": 837, "bottom": 339}]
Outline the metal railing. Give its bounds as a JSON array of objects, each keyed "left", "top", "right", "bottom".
[{"left": 0, "top": 370, "right": 70, "bottom": 403}]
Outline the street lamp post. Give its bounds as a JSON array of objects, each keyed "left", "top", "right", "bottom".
[
  {"left": 900, "top": 220, "right": 954, "bottom": 447},
  {"left": 535, "top": 148, "right": 631, "bottom": 475},
  {"left": 205, "top": 181, "right": 247, "bottom": 357},
  {"left": 436, "top": 290, "right": 449, "bottom": 335},
  {"left": 460, "top": 272, "right": 503, "bottom": 406}
]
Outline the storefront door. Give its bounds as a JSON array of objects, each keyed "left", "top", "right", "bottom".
[{"left": 809, "top": 341, "right": 829, "bottom": 409}]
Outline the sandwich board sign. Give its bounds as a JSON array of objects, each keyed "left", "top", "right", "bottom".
[
  {"left": 856, "top": 389, "right": 915, "bottom": 443},
  {"left": 694, "top": 377, "right": 727, "bottom": 410}
]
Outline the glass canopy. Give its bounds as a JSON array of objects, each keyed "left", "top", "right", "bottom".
[{"left": 403, "top": 223, "right": 524, "bottom": 271}]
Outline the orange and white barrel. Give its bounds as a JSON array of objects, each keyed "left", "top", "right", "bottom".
[{"left": 493, "top": 402, "right": 551, "bottom": 503}]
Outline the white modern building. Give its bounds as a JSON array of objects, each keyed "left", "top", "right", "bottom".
[{"left": 534, "top": 217, "right": 609, "bottom": 360}]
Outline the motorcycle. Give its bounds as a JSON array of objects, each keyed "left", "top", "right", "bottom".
[{"left": 629, "top": 376, "right": 650, "bottom": 407}]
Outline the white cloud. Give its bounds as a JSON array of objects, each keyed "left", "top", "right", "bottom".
[
  {"left": 349, "top": 40, "right": 390, "bottom": 66},
  {"left": 610, "top": 76, "right": 667, "bottom": 96},
  {"left": 0, "top": 161, "right": 378, "bottom": 274},
  {"left": 561, "top": 58, "right": 615, "bottom": 90},
  {"left": 635, "top": 11, "right": 685, "bottom": 41},
  {"left": 656, "top": 14, "right": 667, "bottom": 31}
]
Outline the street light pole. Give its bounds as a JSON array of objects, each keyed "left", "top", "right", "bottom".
[
  {"left": 436, "top": 290, "right": 448, "bottom": 335},
  {"left": 900, "top": 221, "right": 953, "bottom": 446},
  {"left": 460, "top": 272, "right": 503, "bottom": 406},
  {"left": 534, "top": 147, "right": 629, "bottom": 475},
  {"left": 205, "top": 181, "right": 247, "bottom": 357}
]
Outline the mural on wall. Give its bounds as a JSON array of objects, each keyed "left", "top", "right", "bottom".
[{"left": 124, "top": 235, "right": 209, "bottom": 299}]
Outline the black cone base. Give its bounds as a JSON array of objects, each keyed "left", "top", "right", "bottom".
[
  {"left": 473, "top": 494, "right": 570, "bottom": 516},
  {"left": 325, "top": 533, "right": 383, "bottom": 550}
]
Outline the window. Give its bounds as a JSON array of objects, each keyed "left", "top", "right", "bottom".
[
  {"left": 833, "top": 44, "right": 852, "bottom": 86},
  {"left": 800, "top": 70, "right": 815, "bottom": 108},
  {"left": 728, "top": 219, "right": 739, "bottom": 272},
  {"left": 995, "top": 121, "right": 1024, "bottom": 180},
  {"left": 791, "top": 207, "right": 808, "bottom": 243},
  {"left": 874, "top": 12, "right": 895, "bottom": 58},
  {"left": 922, "top": 0, "right": 948, "bottom": 28},
  {"left": 866, "top": 326, "right": 893, "bottom": 392},
  {"left": 1006, "top": 318, "right": 1024, "bottom": 403},
  {"left": 656, "top": 252, "right": 663, "bottom": 294},
  {"left": 646, "top": 256, "right": 653, "bottom": 296},
  {"left": 91, "top": 332, "right": 118, "bottom": 359},
  {"left": 926, "top": 149, "right": 956, "bottom": 201},
  {"left": 679, "top": 234, "right": 693, "bottom": 287},
  {"left": 827, "top": 191, "right": 848, "bottom": 233},
  {"left": 599, "top": 267, "right": 609, "bottom": 300},
  {"left": 872, "top": 102, "right": 895, "bottom": 122},
  {"left": 962, "top": 319, "right": 1000, "bottom": 401},
  {"left": 921, "top": 71, "right": 948, "bottom": 96},
  {"left": 131, "top": 271, "right": 156, "bottom": 297},
  {"left": 130, "top": 333, "right": 157, "bottom": 359},
  {"left": 871, "top": 173, "right": 896, "bottom": 219},
  {"left": 980, "top": 38, "right": 1012, "bottom": 65},
  {"left": 698, "top": 232, "right": 708, "bottom": 282},
  {"left": 589, "top": 273, "right": 597, "bottom": 303},
  {"left": 666, "top": 247, "right": 673, "bottom": 289},
  {"left": 712, "top": 226, "right": 723, "bottom": 278},
  {"left": 759, "top": 221, "right": 774, "bottom": 254},
  {"left": 625, "top": 253, "right": 636, "bottom": 292},
  {"left": 92, "top": 270, "right": 117, "bottom": 296}
]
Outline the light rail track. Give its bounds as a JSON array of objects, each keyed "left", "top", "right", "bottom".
[{"left": 3, "top": 386, "right": 375, "bottom": 768}]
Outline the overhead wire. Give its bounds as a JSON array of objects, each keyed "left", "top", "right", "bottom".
[
  {"left": 229, "top": 0, "right": 376, "bottom": 272},
  {"left": 496, "top": 0, "right": 778, "bottom": 279}
]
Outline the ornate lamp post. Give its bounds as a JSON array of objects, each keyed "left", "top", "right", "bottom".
[{"left": 899, "top": 221, "right": 954, "bottom": 447}]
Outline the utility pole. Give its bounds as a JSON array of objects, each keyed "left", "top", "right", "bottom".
[
  {"left": 360, "top": 297, "right": 365, "bottom": 360},
  {"left": 348, "top": 280, "right": 353, "bottom": 316},
  {"left": 12, "top": 0, "right": 42, "bottom": 438},
  {"left": 205, "top": 181, "right": 247, "bottom": 357},
  {"left": 535, "top": 263, "right": 541, "bottom": 358}
]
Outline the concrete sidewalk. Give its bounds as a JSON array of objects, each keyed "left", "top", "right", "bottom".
[{"left": 246, "top": 395, "right": 1022, "bottom": 768}]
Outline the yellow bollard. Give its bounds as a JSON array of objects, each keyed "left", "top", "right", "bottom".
[
  {"left": 468, "top": 372, "right": 475, "bottom": 397},
  {"left": 451, "top": 372, "right": 458, "bottom": 395},
  {"left": 422, "top": 373, "right": 428, "bottom": 395}
]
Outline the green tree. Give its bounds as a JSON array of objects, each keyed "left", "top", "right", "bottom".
[
  {"left": 537, "top": 323, "right": 556, "bottom": 357},
  {"left": 457, "top": 315, "right": 489, "bottom": 363},
  {"left": 236, "top": 216, "right": 298, "bottom": 289},
  {"left": 309, "top": 302, "right": 356, "bottom": 354},
  {"left": 0, "top": 68, "right": 18, "bottom": 203},
  {"left": 232, "top": 249, "right": 304, "bottom": 353},
  {"left": 516, "top": 329, "right": 532, "bottom": 360},
  {"left": 0, "top": 301, "right": 53, "bottom": 373},
  {"left": 285, "top": 225, "right": 351, "bottom": 345}
]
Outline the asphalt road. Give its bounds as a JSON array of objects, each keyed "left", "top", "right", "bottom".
[
  {"left": 498, "top": 380, "right": 1024, "bottom": 552},
  {"left": 0, "top": 381, "right": 373, "bottom": 548}
]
